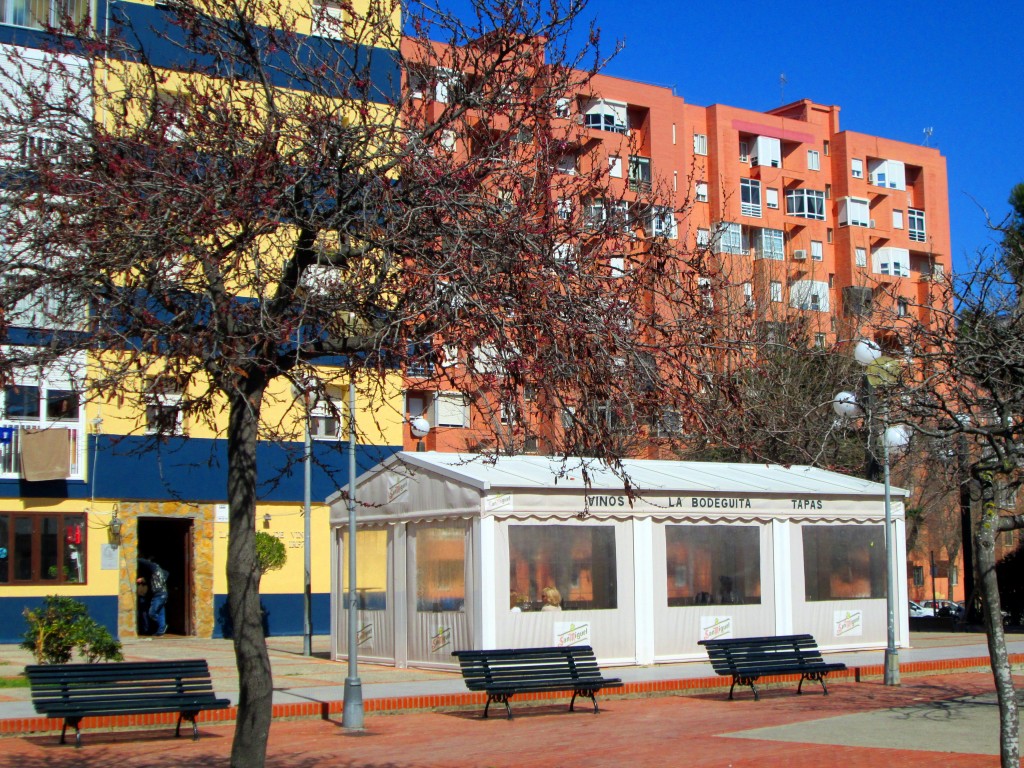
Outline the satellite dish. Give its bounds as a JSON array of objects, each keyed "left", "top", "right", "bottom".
[{"left": 410, "top": 416, "right": 430, "bottom": 438}]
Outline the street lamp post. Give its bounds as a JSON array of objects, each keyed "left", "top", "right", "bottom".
[
  {"left": 834, "top": 339, "right": 905, "bottom": 686},
  {"left": 342, "top": 378, "right": 363, "bottom": 729}
]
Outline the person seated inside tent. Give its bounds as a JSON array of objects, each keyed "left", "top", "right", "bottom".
[{"left": 540, "top": 586, "right": 562, "bottom": 611}]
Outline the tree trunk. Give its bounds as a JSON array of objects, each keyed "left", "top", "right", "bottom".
[
  {"left": 227, "top": 381, "right": 272, "bottom": 768},
  {"left": 975, "top": 471, "right": 1019, "bottom": 768}
]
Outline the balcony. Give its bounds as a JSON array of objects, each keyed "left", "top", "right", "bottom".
[{"left": 0, "top": 423, "right": 85, "bottom": 480}]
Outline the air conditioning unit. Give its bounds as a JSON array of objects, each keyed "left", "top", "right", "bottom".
[{"left": 792, "top": 249, "right": 807, "bottom": 260}]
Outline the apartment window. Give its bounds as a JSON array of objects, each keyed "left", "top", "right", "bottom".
[
  {"left": 912, "top": 565, "right": 925, "bottom": 587},
  {"left": 3, "top": 384, "right": 79, "bottom": 423},
  {"left": 583, "top": 199, "right": 606, "bottom": 229},
  {"left": 786, "top": 189, "right": 826, "bottom": 221},
  {"left": 838, "top": 197, "right": 870, "bottom": 227},
  {"left": 807, "top": 149, "right": 820, "bottom": 171},
  {"left": 608, "top": 155, "right": 622, "bottom": 178},
  {"left": 804, "top": 525, "right": 886, "bottom": 600},
  {"left": 823, "top": 140, "right": 830, "bottom": 156},
  {"left": 815, "top": 333, "right": 827, "bottom": 349},
  {"left": 743, "top": 282, "right": 753, "bottom": 307},
  {"left": 696, "top": 228, "right": 710, "bottom": 248},
  {"left": 145, "top": 384, "right": 184, "bottom": 436},
  {"left": 608, "top": 255, "right": 625, "bottom": 277},
  {"left": 648, "top": 207, "right": 677, "bottom": 239},
  {"left": 893, "top": 209, "right": 904, "bottom": 229},
  {"left": 751, "top": 136, "right": 781, "bottom": 167},
  {"left": 697, "top": 277, "right": 713, "bottom": 309},
  {"left": 790, "top": 280, "right": 829, "bottom": 312},
  {"left": 0, "top": 0, "right": 89, "bottom": 29},
  {"left": 628, "top": 156, "right": 652, "bottom": 193},
  {"left": 311, "top": 0, "right": 345, "bottom": 36},
  {"left": 693, "top": 133, "right": 708, "bottom": 156},
  {"left": 556, "top": 198, "right": 571, "bottom": 221},
  {"left": 435, "top": 392, "right": 469, "bottom": 428},
  {"left": 810, "top": 240, "right": 823, "bottom": 261},
  {"left": 909, "top": 208, "right": 926, "bottom": 242},
  {"left": 695, "top": 181, "right": 709, "bottom": 203},
  {"left": 754, "top": 228, "right": 784, "bottom": 260},
  {"left": 555, "top": 154, "right": 576, "bottom": 175},
  {"left": 851, "top": 158, "right": 864, "bottom": 179},
  {"left": 766, "top": 188, "right": 779, "bottom": 209},
  {"left": 714, "top": 222, "right": 744, "bottom": 255},
  {"left": 740, "top": 178, "right": 762, "bottom": 217},
  {"left": 898, "top": 298, "right": 909, "bottom": 317},
  {"left": 824, "top": 184, "right": 831, "bottom": 199},
  {"left": 739, "top": 140, "right": 749, "bottom": 163},
  {"left": 873, "top": 246, "right": 911, "bottom": 277},
  {"left": 770, "top": 281, "right": 783, "bottom": 303},
  {"left": 868, "top": 158, "right": 906, "bottom": 190},
  {"left": 584, "top": 99, "right": 627, "bottom": 134},
  {"left": 439, "top": 130, "right": 457, "bottom": 152},
  {"left": 0, "top": 513, "right": 86, "bottom": 584},
  {"left": 554, "top": 97, "right": 571, "bottom": 118},
  {"left": 856, "top": 247, "right": 867, "bottom": 267},
  {"left": 951, "top": 566, "right": 959, "bottom": 586},
  {"left": 665, "top": 525, "right": 761, "bottom": 606}
]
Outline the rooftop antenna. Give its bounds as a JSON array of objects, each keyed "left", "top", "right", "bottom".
[
  {"left": 923, "top": 127, "right": 934, "bottom": 147},
  {"left": 779, "top": 73, "right": 787, "bottom": 104}
]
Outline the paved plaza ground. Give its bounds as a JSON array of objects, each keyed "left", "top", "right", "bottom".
[{"left": 1, "top": 632, "right": 1023, "bottom": 766}]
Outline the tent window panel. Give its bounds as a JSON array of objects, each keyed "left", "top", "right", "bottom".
[
  {"left": 415, "top": 525, "right": 465, "bottom": 612},
  {"left": 665, "top": 525, "right": 761, "bottom": 606},
  {"left": 802, "top": 525, "right": 885, "bottom": 601},
  {"left": 508, "top": 525, "right": 617, "bottom": 610},
  {"left": 341, "top": 529, "right": 388, "bottom": 610}
]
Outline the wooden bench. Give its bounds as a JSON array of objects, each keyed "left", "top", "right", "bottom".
[
  {"left": 452, "top": 645, "right": 622, "bottom": 719},
  {"left": 26, "top": 659, "right": 230, "bottom": 746},
  {"left": 698, "top": 634, "right": 846, "bottom": 701}
]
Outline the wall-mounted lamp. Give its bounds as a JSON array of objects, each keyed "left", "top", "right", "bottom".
[
  {"left": 263, "top": 512, "right": 272, "bottom": 529},
  {"left": 109, "top": 512, "right": 123, "bottom": 543}
]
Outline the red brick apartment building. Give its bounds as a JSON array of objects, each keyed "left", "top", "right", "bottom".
[{"left": 398, "top": 52, "right": 956, "bottom": 601}]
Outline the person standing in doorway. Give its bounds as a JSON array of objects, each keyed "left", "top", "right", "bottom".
[
  {"left": 135, "top": 576, "right": 152, "bottom": 635},
  {"left": 138, "top": 557, "right": 169, "bottom": 636}
]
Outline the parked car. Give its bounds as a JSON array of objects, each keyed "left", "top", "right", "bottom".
[
  {"left": 909, "top": 600, "right": 934, "bottom": 618},
  {"left": 923, "top": 599, "right": 963, "bottom": 618}
]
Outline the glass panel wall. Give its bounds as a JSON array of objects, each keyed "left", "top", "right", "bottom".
[
  {"left": 803, "top": 525, "right": 885, "bottom": 600},
  {"left": 508, "top": 525, "right": 617, "bottom": 611},
  {"left": 665, "top": 525, "right": 760, "bottom": 606}
]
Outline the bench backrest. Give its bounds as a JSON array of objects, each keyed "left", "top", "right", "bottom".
[
  {"left": 698, "top": 634, "right": 827, "bottom": 675},
  {"left": 452, "top": 646, "right": 604, "bottom": 690},
  {"left": 27, "top": 659, "right": 220, "bottom": 712}
]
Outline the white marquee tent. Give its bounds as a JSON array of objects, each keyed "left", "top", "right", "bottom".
[{"left": 327, "top": 453, "right": 909, "bottom": 669}]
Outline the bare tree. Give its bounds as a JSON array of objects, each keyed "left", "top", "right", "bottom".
[
  {"left": 894, "top": 184, "right": 1024, "bottom": 768},
  {"left": 0, "top": 1, "right": 729, "bottom": 765}
]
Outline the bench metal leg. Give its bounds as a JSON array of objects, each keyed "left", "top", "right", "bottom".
[
  {"left": 484, "top": 694, "right": 513, "bottom": 720},
  {"left": 570, "top": 689, "right": 600, "bottom": 714},
  {"left": 176, "top": 711, "right": 201, "bottom": 740},
  {"left": 730, "top": 676, "right": 759, "bottom": 701},
  {"left": 798, "top": 672, "right": 829, "bottom": 696},
  {"left": 60, "top": 718, "right": 82, "bottom": 747}
]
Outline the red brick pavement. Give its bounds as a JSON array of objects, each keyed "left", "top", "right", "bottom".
[{"left": 0, "top": 672, "right": 1016, "bottom": 767}]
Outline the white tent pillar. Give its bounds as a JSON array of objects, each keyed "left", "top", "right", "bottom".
[
  {"left": 474, "top": 516, "right": 498, "bottom": 649},
  {"left": 633, "top": 517, "right": 655, "bottom": 665},
  {"left": 894, "top": 502, "right": 909, "bottom": 648},
  {"left": 772, "top": 519, "right": 794, "bottom": 635},
  {"left": 393, "top": 522, "right": 409, "bottom": 668}
]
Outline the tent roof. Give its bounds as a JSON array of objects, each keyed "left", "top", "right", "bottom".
[{"left": 334, "top": 452, "right": 904, "bottom": 499}]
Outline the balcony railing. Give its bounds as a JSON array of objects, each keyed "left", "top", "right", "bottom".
[{"left": 0, "top": 423, "right": 85, "bottom": 480}]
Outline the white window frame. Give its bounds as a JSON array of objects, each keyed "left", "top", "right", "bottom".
[
  {"left": 752, "top": 136, "right": 781, "bottom": 168},
  {"left": 695, "top": 181, "right": 709, "bottom": 203},
  {"left": 872, "top": 246, "right": 911, "bottom": 277},
  {"left": 755, "top": 228, "right": 784, "bottom": 261},
  {"left": 310, "top": 397, "right": 344, "bottom": 440},
  {"left": 435, "top": 392, "right": 469, "bottom": 428},
  {"left": 145, "top": 392, "right": 184, "bottom": 436},
  {"left": 554, "top": 97, "right": 571, "bottom": 119},
  {"left": 311, "top": 0, "right": 345, "bottom": 37},
  {"left": 740, "top": 178, "right": 761, "bottom": 217},
  {"left": 555, "top": 154, "right": 576, "bottom": 175},
  {"left": 693, "top": 133, "right": 708, "bottom": 156},
  {"left": 739, "top": 140, "right": 749, "bottom": 163},
  {"left": 909, "top": 208, "right": 926, "bottom": 242},
  {"left": 583, "top": 98, "right": 627, "bottom": 134},
  {"left": 786, "top": 188, "right": 826, "bottom": 221},
  {"left": 649, "top": 206, "right": 677, "bottom": 239},
  {"left": 696, "top": 228, "right": 711, "bottom": 248},
  {"left": 855, "top": 247, "right": 867, "bottom": 267},
  {"left": 893, "top": 209, "right": 904, "bottom": 230},
  {"left": 770, "top": 281, "right": 783, "bottom": 303},
  {"left": 0, "top": 0, "right": 90, "bottom": 30},
  {"left": 713, "top": 222, "right": 744, "bottom": 255},
  {"left": 697, "top": 277, "right": 713, "bottom": 309},
  {"left": 807, "top": 149, "right": 820, "bottom": 171},
  {"left": 765, "top": 188, "right": 779, "bottom": 209},
  {"left": 851, "top": 158, "right": 864, "bottom": 179},
  {"left": 608, "top": 155, "right": 623, "bottom": 178},
  {"left": 790, "top": 280, "right": 830, "bottom": 313},
  {"left": 810, "top": 240, "right": 823, "bottom": 261},
  {"left": 838, "top": 197, "right": 870, "bottom": 228}
]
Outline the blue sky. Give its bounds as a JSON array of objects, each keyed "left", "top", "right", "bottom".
[{"left": 557, "top": 0, "right": 1024, "bottom": 275}]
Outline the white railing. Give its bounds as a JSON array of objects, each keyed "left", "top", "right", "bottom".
[{"left": 0, "top": 423, "right": 85, "bottom": 480}]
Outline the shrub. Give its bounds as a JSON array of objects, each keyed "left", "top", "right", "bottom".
[
  {"left": 255, "top": 531, "right": 287, "bottom": 574},
  {"left": 21, "top": 596, "right": 123, "bottom": 665}
]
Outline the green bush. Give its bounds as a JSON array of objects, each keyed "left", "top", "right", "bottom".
[
  {"left": 255, "top": 531, "right": 287, "bottom": 574},
  {"left": 21, "top": 596, "right": 123, "bottom": 665}
]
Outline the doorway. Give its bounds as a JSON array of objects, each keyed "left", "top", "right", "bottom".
[{"left": 137, "top": 517, "right": 194, "bottom": 636}]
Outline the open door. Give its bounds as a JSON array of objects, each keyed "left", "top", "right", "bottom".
[{"left": 137, "top": 517, "right": 194, "bottom": 636}]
